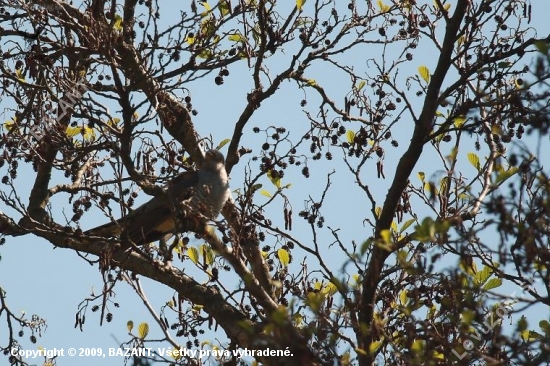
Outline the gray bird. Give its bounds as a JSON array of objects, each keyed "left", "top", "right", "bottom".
[{"left": 85, "top": 149, "right": 230, "bottom": 245}]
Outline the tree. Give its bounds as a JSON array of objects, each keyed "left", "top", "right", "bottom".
[{"left": 1, "top": 0, "right": 550, "bottom": 365}]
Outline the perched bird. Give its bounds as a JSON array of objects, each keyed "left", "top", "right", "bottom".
[{"left": 85, "top": 149, "right": 230, "bottom": 246}]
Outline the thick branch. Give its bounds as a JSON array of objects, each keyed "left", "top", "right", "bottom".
[{"left": 358, "top": 1, "right": 470, "bottom": 364}]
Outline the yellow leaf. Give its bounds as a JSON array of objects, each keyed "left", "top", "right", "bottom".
[
  {"left": 417, "top": 171, "right": 425, "bottom": 182},
  {"left": 228, "top": 33, "right": 244, "bottom": 42},
  {"left": 467, "top": 152, "right": 481, "bottom": 172},
  {"left": 296, "top": 0, "right": 306, "bottom": 11},
  {"left": 356, "top": 80, "right": 366, "bottom": 91},
  {"left": 399, "top": 289, "right": 408, "bottom": 305},
  {"left": 520, "top": 330, "right": 541, "bottom": 341},
  {"left": 200, "top": 1, "right": 212, "bottom": 17},
  {"left": 322, "top": 282, "right": 338, "bottom": 296},
  {"left": 306, "top": 78, "right": 316, "bottom": 86},
  {"left": 15, "top": 68, "right": 25, "bottom": 81},
  {"left": 187, "top": 247, "right": 199, "bottom": 264},
  {"left": 83, "top": 126, "right": 96, "bottom": 141},
  {"left": 200, "top": 243, "right": 214, "bottom": 265},
  {"left": 66, "top": 126, "right": 81, "bottom": 137},
  {"left": 380, "top": 229, "right": 391, "bottom": 244},
  {"left": 197, "top": 49, "right": 212, "bottom": 59},
  {"left": 113, "top": 14, "right": 123, "bottom": 31},
  {"left": 368, "top": 341, "right": 382, "bottom": 353},
  {"left": 346, "top": 130, "right": 356, "bottom": 144},
  {"left": 277, "top": 248, "right": 290, "bottom": 267},
  {"left": 377, "top": 0, "right": 390, "bottom": 12},
  {"left": 138, "top": 322, "right": 149, "bottom": 339},
  {"left": 411, "top": 339, "right": 424, "bottom": 352},
  {"left": 127, "top": 320, "right": 134, "bottom": 332},
  {"left": 186, "top": 34, "right": 195, "bottom": 44},
  {"left": 453, "top": 116, "right": 466, "bottom": 128},
  {"left": 260, "top": 189, "right": 272, "bottom": 198},
  {"left": 267, "top": 170, "right": 281, "bottom": 188},
  {"left": 216, "top": 138, "right": 231, "bottom": 149},
  {"left": 3, "top": 118, "right": 16, "bottom": 132},
  {"left": 418, "top": 66, "right": 430, "bottom": 83},
  {"left": 107, "top": 117, "right": 121, "bottom": 126},
  {"left": 375, "top": 206, "right": 382, "bottom": 218}
]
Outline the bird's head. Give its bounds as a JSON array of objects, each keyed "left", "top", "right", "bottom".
[{"left": 203, "top": 149, "right": 226, "bottom": 170}]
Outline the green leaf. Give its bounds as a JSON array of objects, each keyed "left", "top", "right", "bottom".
[
  {"left": 399, "top": 218, "right": 415, "bottom": 234},
  {"left": 418, "top": 66, "right": 430, "bottom": 83},
  {"left": 534, "top": 40, "right": 550, "bottom": 54},
  {"left": 495, "top": 167, "right": 519, "bottom": 185},
  {"left": 360, "top": 238, "right": 373, "bottom": 255},
  {"left": 482, "top": 278, "right": 502, "bottom": 291},
  {"left": 197, "top": 49, "right": 212, "bottom": 59},
  {"left": 346, "top": 130, "right": 356, "bottom": 144},
  {"left": 467, "top": 152, "right": 481, "bottom": 172},
  {"left": 127, "top": 320, "right": 134, "bottom": 333},
  {"left": 251, "top": 183, "right": 262, "bottom": 192},
  {"left": 539, "top": 320, "right": 550, "bottom": 335},
  {"left": 474, "top": 266, "right": 492, "bottom": 285},
  {"left": 356, "top": 80, "right": 366, "bottom": 91},
  {"left": 277, "top": 248, "right": 290, "bottom": 267},
  {"left": 219, "top": 0, "right": 231, "bottom": 16},
  {"left": 138, "top": 322, "right": 149, "bottom": 339},
  {"left": 187, "top": 247, "right": 199, "bottom": 264},
  {"left": 461, "top": 309, "right": 475, "bottom": 325},
  {"left": 296, "top": 0, "right": 306, "bottom": 11},
  {"left": 216, "top": 138, "right": 231, "bottom": 149},
  {"left": 411, "top": 339, "right": 424, "bottom": 353},
  {"left": 497, "top": 61, "right": 512, "bottom": 69}
]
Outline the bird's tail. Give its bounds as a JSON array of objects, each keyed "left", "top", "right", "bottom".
[{"left": 84, "top": 220, "right": 123, "bottom": 238}]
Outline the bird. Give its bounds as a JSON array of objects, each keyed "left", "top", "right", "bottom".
[{"left": 85, "top": 149, "right": 230, "bottom": 246}]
